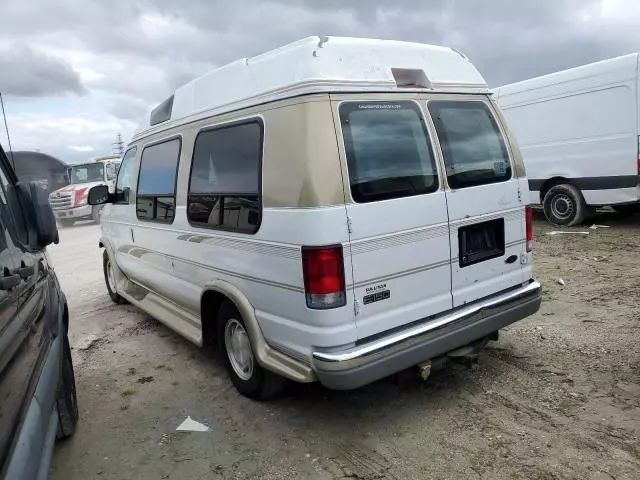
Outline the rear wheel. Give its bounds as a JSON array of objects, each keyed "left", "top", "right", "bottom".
[
  {"left": 217, "top": 302, "right": 286, "bottom": 399},
  {"left": 103, "top": 251, "right": 126, "bottom": 304},
  {"left": 56, "top": 336, "right": 79, "bottom": 439},
  {"left": 542, "top": 184, "right": 587, "bottom": 226}
]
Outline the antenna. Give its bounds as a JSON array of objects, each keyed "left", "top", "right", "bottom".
[
  {"left": 112, "top": 133, "right": 124, "bottom": 157},
  {"left": 0, "top": 92, "right": 15, "bottom": 170}
]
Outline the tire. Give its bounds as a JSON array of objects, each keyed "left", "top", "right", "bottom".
[
  {"left": 58, "top": 218, "right": 75, "bottom": 228},
  {"left": 103, "top": 251, "right": 126, "bottom": 304},
  {"left": 56, "top": 336, "right": 79, "bottom": 440},
  {"left": 612, "top": 204, "right": 640, "bottom": 217},
  {"left": 217, "top": 302, "right": 287, "bottom": 399},
  {"left": 542, "top": 184, "right": 587, "bottom": 226},
  {"left": 92, "top": 205, "right": 103, "bottom": 223}
]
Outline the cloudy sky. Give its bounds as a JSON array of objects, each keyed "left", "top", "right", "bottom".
[{"left": 0, "top": 0, "right": 638, "bottom": 163}]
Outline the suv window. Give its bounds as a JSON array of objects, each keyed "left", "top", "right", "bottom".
[
  {"left": 187, "top": 121, "right": 263, "bottom": 234},
  {"left": 428, "top": 101, "right": 512, "bottom": 189},
  {"left": 116, "top": 147, "right": 136, "bottom": 204},
  {"left": 0, "top": 165, "right": 28, "bottom": 246},
  {"left": 339, "top": 101, "right": 439, "bottom": 203},
  {"left": 136, "top": 139, "right": 180, "bottom": 222}
]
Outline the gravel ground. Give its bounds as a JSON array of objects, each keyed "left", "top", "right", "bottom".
[{"left": 49, "top": 214, "right": 640, "bottom": 480}]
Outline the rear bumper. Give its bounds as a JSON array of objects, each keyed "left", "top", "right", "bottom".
[
  {"left": 312, "top": 280, "right": 541, "bottom": 390},
  {"left": 53, "top": 205, "right": 91, "bottom": 219}
]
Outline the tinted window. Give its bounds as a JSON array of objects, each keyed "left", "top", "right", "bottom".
[
  {"left": 188, "top": 121, "right": 262, "bottom": 234},
  {"left": 0, "top": 165, "right": 28, "bottom": 245},
  {"left": 137, "top": 139, "right": 180, "bottom": 223},
  {"left": 138, "top": 139, "right": 180, "bottom": 195},
  {"left": 339, "top": 102, "right": 439, "bottom": 203},
  {"left": 116, "top": 147, "right": 137, "bottom": 204},
  {"left": 428, "top": 101, "right": 511, "bottom": 189}
]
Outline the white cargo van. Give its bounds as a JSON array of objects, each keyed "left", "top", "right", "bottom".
[
  {"left": 494, "top": 54, "right": 640, "bottom": 225},
  {"left": 89, "top": 36, "right": 541, "bottom": 399}
]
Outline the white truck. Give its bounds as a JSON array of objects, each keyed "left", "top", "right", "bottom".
[
  {"left": 49, "top": 156, "right": 120, "bottom": 227},
  {"left": 494, "top": 53, "right": 640, "bottom": 225}
]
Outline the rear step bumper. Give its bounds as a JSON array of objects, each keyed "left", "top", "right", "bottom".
[{"left": 312, "top": 279, "right": 541, "bottom": 390}]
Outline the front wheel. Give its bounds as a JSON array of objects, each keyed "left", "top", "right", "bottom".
[
  {"left": 103, "top": 251, "right": 126, "bottom": 304},
  {"left": 542, "top": 184, "right": 587, "bottom": 226},
  {"left": 217, "top": 302, "right": 286, "bottom": 399},
  {"left": 56, "top": 336, "right": 79, "bottom": 440}
]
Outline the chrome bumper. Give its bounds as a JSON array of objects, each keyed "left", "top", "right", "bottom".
[{"left": 313, "top": 280, "right": 541, "bottom": 375}]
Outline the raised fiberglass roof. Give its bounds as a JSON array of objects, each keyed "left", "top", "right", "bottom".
[{"left": 134, "top": 36, "right": 489, "bottom": 139}]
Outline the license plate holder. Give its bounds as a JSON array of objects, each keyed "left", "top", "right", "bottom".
[{"left": 458, "top": 218, "right": 505, "bottom": 268}]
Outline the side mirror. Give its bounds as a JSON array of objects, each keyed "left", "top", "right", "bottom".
[
  {"left": 17, "top": 181, "right": 59, "bottom": 249},
  {"left": 88, "top": 185, "right": 111, "bottom": 205}
]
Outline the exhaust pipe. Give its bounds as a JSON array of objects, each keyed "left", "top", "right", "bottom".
[{"left": 417, "top": 361, "right": 432, "bottom": 381}]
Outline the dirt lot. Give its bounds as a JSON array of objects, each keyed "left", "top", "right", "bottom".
[{"left": 49, "top": 214, "right": 640, "bottom": 480}]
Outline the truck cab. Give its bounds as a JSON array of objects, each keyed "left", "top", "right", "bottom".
[{"left": 49, "top": 156, "right": 120, "bottom": 227}]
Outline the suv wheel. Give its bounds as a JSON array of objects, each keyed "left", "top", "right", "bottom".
[
  {"left": 543, "top": 184, "right": 586, "bottom": 226},
  {"left": 217, "top": 302, "right": 286, "bottom": 399},
  {"left": 56, "top": 336, "right": 79, "bottom": 439},
  {"left": 103, "top": 251, "right": 126, "bottom": 304}
]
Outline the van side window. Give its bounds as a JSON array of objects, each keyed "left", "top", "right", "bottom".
[
  {"left": 339, "top": 101, "right": 439, "bottom": 203},
  {"left": 116, "top": 147, "right": 137, "bottom": 204},
  {"left": 187, "top": 121, "right": 263, "bottom": 234},
  {"left": 136, "top": 139, "right": 180, "bottom": 223},
  {"left": 428, "top": 101, "right": 511, "bottom": 189}
]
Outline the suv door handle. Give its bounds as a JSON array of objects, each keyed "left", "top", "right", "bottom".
[
  {"left": 12, "top": 264, "right": 34, "bottom": 280},
  {"left": 0, "top": 271, "right": 20, "bottom": 290}
]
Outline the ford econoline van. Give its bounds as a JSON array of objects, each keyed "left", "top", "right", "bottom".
[{"left": 89, "top": 36, "right": 541, "bottom": 399}]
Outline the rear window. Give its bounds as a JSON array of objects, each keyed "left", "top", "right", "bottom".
[
  {"left": 339, "top": 101, "right": 439, "bottom": 203},
  {"left": 428, "top": 101, "right": 511, "bottom": 189}
]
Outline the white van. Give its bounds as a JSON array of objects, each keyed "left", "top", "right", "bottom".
[
  {"left": 494, "top": 54, "right": 640, "bottom": 225},
  {"left": 89, "top": 36, "right": 541, "bottom": 399}
]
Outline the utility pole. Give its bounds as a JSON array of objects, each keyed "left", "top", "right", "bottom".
[{"left": 112, "top": 133, "right": 124, "bottom": 157}]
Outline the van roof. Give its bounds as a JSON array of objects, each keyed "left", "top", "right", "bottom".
[
  {"left": 133, "top": 36, "right": 488, "bottom": 140},
  {"left": 494, "top": 53, "right": 640, "bottom": 101}
]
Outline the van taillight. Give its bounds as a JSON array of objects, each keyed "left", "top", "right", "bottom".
[
  {"left": 302, "top": 245, "right": 346, "bottom": 310},
  {"left": 525, "top": 206, "right": 534, "bottom": 252},
  {"left": 637, "top": 155, "right": 640, "bottom": 175}
]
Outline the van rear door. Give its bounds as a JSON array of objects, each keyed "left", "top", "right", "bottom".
[
  {"left": 427, "top": 97, "right": 529, "bottom": 307},
  {"left": 333, "top": 98, "right": 453, "bottom": 340}
]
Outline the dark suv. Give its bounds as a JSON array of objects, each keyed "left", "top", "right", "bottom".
[{"left": 0, "top": 144, "right": 77, "bottom": 480}]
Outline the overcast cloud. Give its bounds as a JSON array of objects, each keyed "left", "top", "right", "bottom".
[{"left": 0, "top": 0, "right": 638, "bottom": 163}]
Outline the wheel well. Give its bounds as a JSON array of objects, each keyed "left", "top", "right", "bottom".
[
  {"left": 201, "top": 290, "right": 232, "bottom": 346},
  {"left": 540, "top": 177, "right": 572, "bottom": 202}
]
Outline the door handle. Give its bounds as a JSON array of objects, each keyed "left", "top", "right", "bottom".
[
  {"left": 0, "top": 268, "right": 20, "bottom": 290},
  {"left": 13, "top": 265, "right": 35, "bottom": 279}
]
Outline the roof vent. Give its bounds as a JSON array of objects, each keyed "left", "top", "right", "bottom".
[
  {"left": 150, "top": 95, "right": 174, "bottom": 126},
  {"left": 391, "top": 68, "right": 432, "bottom": 89}
]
